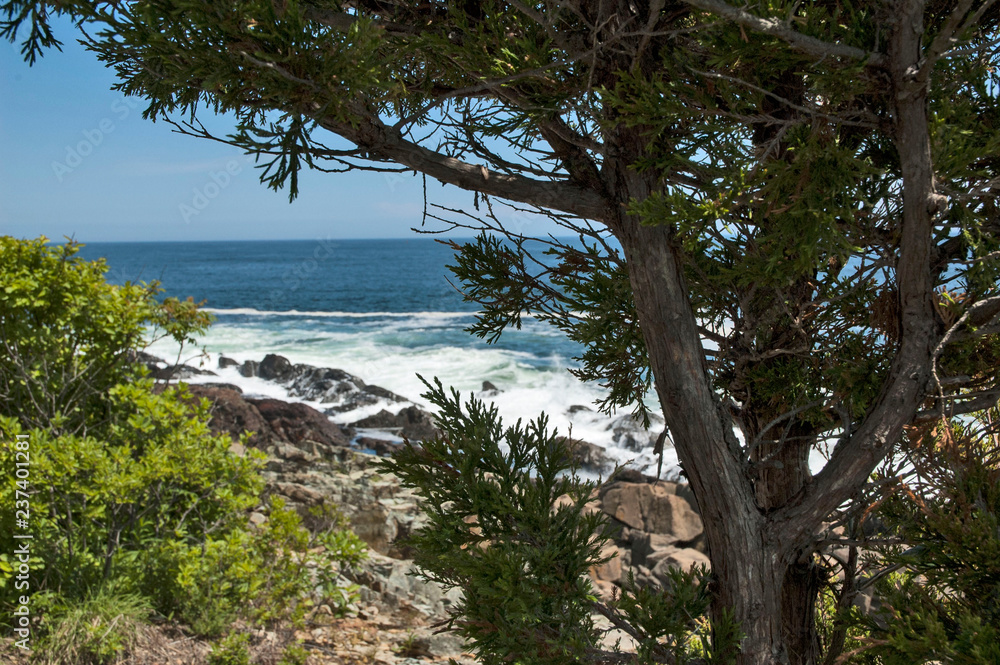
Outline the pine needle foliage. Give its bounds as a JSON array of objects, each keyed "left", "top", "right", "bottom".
[{"left": 379, "top": 377, "right": 609, "bottom": 665}]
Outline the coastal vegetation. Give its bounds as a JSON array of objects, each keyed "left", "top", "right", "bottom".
[
  {"left": 0, "top": 237, "right": 366, "bottom": 663},
  {"left": 3, "top": 1, "right": 1000, "bottom": 664}
]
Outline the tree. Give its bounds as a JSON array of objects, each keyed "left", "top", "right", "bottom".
[{"left": 4, "top": 2, "right": 999, "bottom": 664}]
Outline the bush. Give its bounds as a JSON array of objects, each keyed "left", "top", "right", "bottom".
[
  {"left": 380, "top": 377, "right": 737, "bottom": 665},
  {"left": 35, "top": 587, "right": 152, "bottom": 665},
  {"left": 0, "top": 237, "right": 366, "bottom": 660}
]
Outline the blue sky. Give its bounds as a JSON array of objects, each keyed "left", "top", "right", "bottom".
[{"left": 0, "top": 19, "right": 517, "bottom": 242}]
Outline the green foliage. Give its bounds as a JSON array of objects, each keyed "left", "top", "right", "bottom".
[
  {"left": 277, "top": 641, "right": 311, "bottom": 665},
  {"left": 858, "top": 412, "right": 1000, "bottom": 664},
  {"left": 207, "top": 632, "right": 251, "bottom": 665},
  {"left": 157, "top": 496, "right": 365, "bottom": 636},
  {"left": 0, "top": 237, "right": 366, "bottom": 655},
  {"left": 380, "top": 377, "right": 607, "bottom": 665},
  {"left": 35, "top": 587, "right": 152, "bottom": 665},
  {"left": 382, "top": 377, "right": 740, "bottom": 665},
  {"left": 0, "top": 387, "right": 266, "bottom": 608},
  {"left": 0, "top": 236, "right": 212, "bottom": 435},
  {"left": 447, "top": 236, "right": 652, "bottom": 423}
]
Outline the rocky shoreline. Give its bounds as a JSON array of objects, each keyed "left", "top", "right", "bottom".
[{"left": 152, "top": 353, "right": 709, "bottom": 662}]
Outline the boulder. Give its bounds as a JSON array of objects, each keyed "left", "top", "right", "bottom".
[
  {"left": 187, "top": 385, "right": 272, "bottom": 446},
  {"left": 197, "top": 382, "right": 243, "bottom": 393},
  {"left": 563, "top": 438, "right": 614, "bottom": 475},
  {"left": 258, "top": 353, "right": 297, "bottom": 381},
  {"left": 352, "top": 406, "right": 439, "bottom": 442},
  {"left": 630, "top": 531, "right": 681, "bottom": 569},
  {"left": 346, "top": 551, "right": 463, "bottom": 619},
  {"left": 650, "top": 548, "right": 710, "bottom": 581},
  {"left": 239, "top": 360, "right": 259, "bottom": 377},
  {"left": 607, "top": 412, "right": 665, "bottom": 452},
  {"left": 589, "top": 543, "right": 622, "bottom": 584},
  {"left": 482, "top": 380, "right": 499, "bottom": 392},
  {"left": 355, "top": 436, "right": 405, "bottom": 457},
  {"left": 287, "top": 366, "right": 359, "bottom": 402},
  {"left": 247, "top": 397, "right": 353, "bottom": 449},
  {"left": 152, "top": 364, "right": 217, "bottom": 380},
  {"left": 600, "top": 481, "right": 703, "bottom": 542},
  {"left": 217, "top": 356, "right": 240, "bottom": 369}
]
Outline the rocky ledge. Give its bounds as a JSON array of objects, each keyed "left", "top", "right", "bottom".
[{"left": 155, "top": 353, "right": 706, "bottom": 661}]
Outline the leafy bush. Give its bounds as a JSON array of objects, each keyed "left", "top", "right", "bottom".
[
  {"left": 207, "top": 633, "right": 251, "bottom": 665},
  {"left": 0, "top": 237, "right": 366, "bottom": 661}
]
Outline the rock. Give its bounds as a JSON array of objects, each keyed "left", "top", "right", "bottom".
[
  {"left": 352, "top": 406, "right": 439, "bottom": 442},
  {"left": 346, "top": 551, "right": 463, "bottom": 619},
  {"left": 589, "top": 543, "right": 622, "bottom": 583},
  {"left": 258, "top": 353, "right": 296, "bottom": 381},
  {"left": 197, "top": 382, "right": 243, "bottom": 393},
  {"left": 287, "top": 366, "right": 360, "bottom": 402},
  {"left": 187, "top": 385, "right": 273, "bottom": 446},
  {"left": 218, "top": 356, "right": 240, "bottom": 369},
  {"left": 482, "top": 380, "right": 499, "bottom": 392},
  {"left": 362, "top": 384, "right": 407, "bottom": 402},
  {"left": 567, "top": 404, "right": 593, "bottom": 414},
  {"left": 600, "top": 481, "right": 703, "bottom": 542},
  {"left": 239, "top": 360, "right": 259, "bottom": 377},
  {"left": 651, "top": 548, "right": 710, "bottom": 581},
  {"left": 356, "top": 436, "right": 405, "bottom": 457},
  {"left": 152, "top": 364, "right": 217, "bottom": 380},
  {"left": 630, "top": 531, "right": 681, "bottom": 569},
  {"left": 248, "top": 397, "right": 353, "bottom": 450},
  {"left": 608, "top": 412, "right": 664, "bottom": 452},
  {"left": 563, "top": 438, "right": 614, "bottom": 475}
]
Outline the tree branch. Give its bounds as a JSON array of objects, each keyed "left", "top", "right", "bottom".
[
  {"left": 314, "top": 106, "right": 609, "bottom": 220},
  {"left": 678, "top": 0, "right": 887, "bottom": 66},
  {"left": 774, "top": 0, "right": 938, "bottom": 550}
]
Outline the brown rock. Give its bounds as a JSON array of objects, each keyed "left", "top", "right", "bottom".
[
  {"left": 589, "top": 543, "right": 623, "bottom": 583},
  {"left": 651, "top": 547, "right": 711, "bottom": 581},
  {"left": 630, "top": 531, "right": 680, "bottom": 569},
  {"left": 187, "top": 385, "right": 272, "bottom": 446},
  {"left": 600, "top": 481, "right": 703, "bottom": 542},
  {"left": 248, "top": 397, "right": 352, "bottom": 449}
]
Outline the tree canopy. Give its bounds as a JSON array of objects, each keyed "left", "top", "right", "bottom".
[{"left": 4, "top": 2, "right": 999, "bottom": 664}]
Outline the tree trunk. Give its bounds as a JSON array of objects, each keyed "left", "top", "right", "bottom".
[{"left": 607, "top": 186, "right": 823, "bottom": 663}]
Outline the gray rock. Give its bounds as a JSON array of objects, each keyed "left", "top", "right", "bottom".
[
  {"left": 650, "top": 548, "right": 711, "bottom": 584},
  {"left": 352, "top": 406, "right": 439, "bottom": 442},
  {"left": 258, "top": 353, "right": 296, "bottom": 381},
  {"left": 218, "top": 356, "right": 240, "bottom": 369},
  {"left": 608, "top": 412, "right": 665, "bottom": 452}
]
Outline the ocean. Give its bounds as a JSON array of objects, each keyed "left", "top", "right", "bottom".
[{"left": 77, "top": 238, "right": 670, "bottom": 474}]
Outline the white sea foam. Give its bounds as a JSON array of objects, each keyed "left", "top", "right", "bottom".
[
  {"left": 203, "top": 307, "right": 478, "bottom": 319},
  {"left": 144, "top": 321, "right": 675, "bottom": 477}
]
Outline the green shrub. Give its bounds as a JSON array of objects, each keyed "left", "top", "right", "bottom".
[
  {"left": 0, "top": 237, "right": 366, "bottom": 651},
  {"left": 860, "top": 412, "right": 1000, "bottom": 664},
  {"left": 35, "top": 587, "right": 151, "bottom": 665},
  {"left": 380, "top": 377, "right": 735, "bottom": 665},
  {"left": 207, "top": 632, "right": 251, "bottom": 665},
  {"left": 159, "top": 496, "right": 366, "bottom": 636}
]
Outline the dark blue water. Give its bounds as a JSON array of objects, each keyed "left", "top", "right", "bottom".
[
  {"left": 78, "top": 238, "right": 476, "bottom": 313},
  {"left": 75, "top": 237, "right": 578, "bottom": 365}
]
